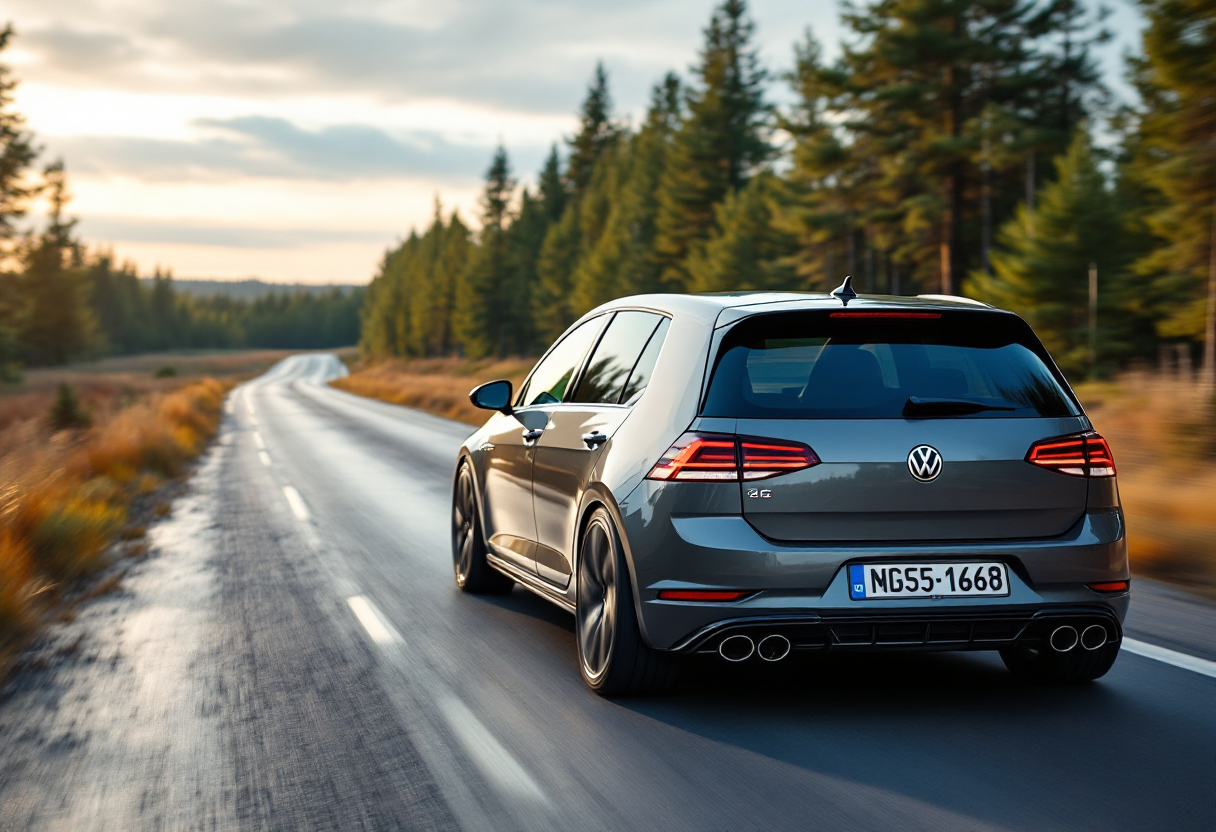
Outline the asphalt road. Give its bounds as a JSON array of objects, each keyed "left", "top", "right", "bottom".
[{"left": 2, "top": 353, "right": 1214, "bottom": 831}]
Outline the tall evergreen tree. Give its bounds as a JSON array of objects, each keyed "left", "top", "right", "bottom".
[
  {"left": 654, "top": 0, "right": 769, "bottom": 289},
  {"left": 687, "top": 172, "right": 798, "bottom": 292},
  {"left": 566, "top": 63, "right": 619, "bottom": 198},
  {"left": 456, "top": 146, "right": 519, "bottom": 358},
  {"left": 968, "top": 130, "right": 1142, "bottom": 377},
  {"left": 0, "top": 25, "right": 36, "bottom": 247},
  {"left": 19, "top": 162, "right": 97, "bottom": 364},
  {"left": 1127, "top": 0, "right": 1216, "bottom": 385}
]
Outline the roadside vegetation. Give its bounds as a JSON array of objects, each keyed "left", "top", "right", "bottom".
[
  {"left": 0, "top": 351, "right": 286, "bottom": 672},
  {"left": 332, "top": 356, "right": 533, "bottom": 425},
  {"left": 1078, "top": 372, "right": 1216, "bottom": 597}
]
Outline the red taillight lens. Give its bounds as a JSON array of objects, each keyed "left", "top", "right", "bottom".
[
  {"left": 1026, "top": 431, "right": 1116, "bottom": 478},
  {"left": 1087, "top": 581, "right": 1129, "bottom": 593},
  {"left": 739, "top": 437, "right": 820, "bottom": 480},
  {"left": 657, "top": 590, "right": 752, "bottom": 602},
  {"left": 646, "top": 433, "right": 739, "bottom": 481},
  {"left": 829, "top": 311, "right": 941, "bottom": 319},
  {"left": 646, "top": 433, "right": 820, "bottom": 482}
]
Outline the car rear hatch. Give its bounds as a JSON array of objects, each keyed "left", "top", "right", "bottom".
[{"left": 702, "top": 306, "right": 1089, "bottom": 543}]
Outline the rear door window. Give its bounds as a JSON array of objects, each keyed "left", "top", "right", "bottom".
[
  {"left": 703, "top": 310, "right": 1079, "bottom": 419},
  {"left": 571, "top": 312, "right": 665, "bottom": 405},
  {"left": 516, "top": 317, "right": 606, "bottom": 407},
  {"left": 620, "top": 317, "right": 670, "bottom": 405}
]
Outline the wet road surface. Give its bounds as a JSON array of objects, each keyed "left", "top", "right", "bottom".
[{"left": 1, "top": 353, "right": 1214, "bottom": 831}]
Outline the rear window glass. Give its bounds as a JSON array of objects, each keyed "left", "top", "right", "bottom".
[{"left": 703, "top": 310, "right": 1079, "bottom": 419}]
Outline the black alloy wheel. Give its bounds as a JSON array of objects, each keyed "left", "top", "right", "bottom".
[
  {"left": 576, "top": 508, "right": 678, "bottom": 696},
  {"left": 452, "top": 464, "right": 513, "bottom": 594}
]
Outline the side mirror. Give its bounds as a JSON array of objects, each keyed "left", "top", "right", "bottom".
[{"left": 469, "top": 379, "right": 514, "bottom": 414}]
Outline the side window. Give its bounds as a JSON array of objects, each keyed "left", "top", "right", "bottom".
[
  {"left": 570, "top": 312, "right": 663, "bottom": 405},
  {"left": 515, "top": 317, "right": 606, "bottom": 407},
  {"left": 620, "top": 317, "right": 670, "bottom": 405}
]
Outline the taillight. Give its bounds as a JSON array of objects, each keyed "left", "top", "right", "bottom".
[
  {"left": 646, "top": 433, "right": 819, "bottom": 482},
  {"left": 1026, "top": 431, "right": 1116, "bottom": 477}
]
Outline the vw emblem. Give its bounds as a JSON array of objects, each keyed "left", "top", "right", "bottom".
[{"left": 908, "top": 445, "right": 943, "bottom": 482}]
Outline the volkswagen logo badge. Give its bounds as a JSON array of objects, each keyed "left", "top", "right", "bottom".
[{"left": 908, "top": 445, "right": 943, "bottom": 482}]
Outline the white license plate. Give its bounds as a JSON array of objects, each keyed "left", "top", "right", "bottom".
[{"left": 848, "top": 563, "right": 1010, "bottom": 600}]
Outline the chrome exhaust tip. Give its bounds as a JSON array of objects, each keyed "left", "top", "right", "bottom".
[
  {"left": 718, "top": 634, "right": 755, "bottom": 662},
  {"left": 1049, "top": 625, "right": 1079, "bottom": 652},
  {"left": 1081, "top": 624, "right": 1108, "bottom": 651},
  {"left": 757, "top": 634, "right": 791, "bottom": 662}
]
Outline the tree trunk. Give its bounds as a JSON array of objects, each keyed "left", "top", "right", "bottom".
[{"left": 1204, "top": 201, "right": 1216, "bottom": 392}]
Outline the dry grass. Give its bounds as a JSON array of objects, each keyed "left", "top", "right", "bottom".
[
  {"left": 331, "top": 356, "right": 535, "bottom": 425},
  {"left": 0, "top": 375, "right": 231, "bottom": 666},
  {"left": 1077, "top": 371, "right": 1216, "bottom": 595}
]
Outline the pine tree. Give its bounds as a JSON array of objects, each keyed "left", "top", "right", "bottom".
[
  {"left": 566, "top": 63, "right": 618, "bottom": 198},
  {"left": 654, "top": 0, "right": 769, "bottom": 289},
  {"left": 967, "top": 130, "right": 1141, "bottom": 377},
  {"left": 1127, "top": 0, "right": 1216, "bottom": 385},
  {"left": 538, "top": 144, "right": 568, "bottom": 223},
  {"left": 455, "top": 146, "right": 517, "bottom": 358},
  {"left": 0, "top": 25, "right": 37, "bottom": 247},
  {"left": 687, "top": 172, "right": 797, "bottom": 292},
  {"left": 18, "top": 162, "right": 97, "bottom": 365}
]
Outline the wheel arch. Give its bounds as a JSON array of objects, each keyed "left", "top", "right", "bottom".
[{"left": 574, "top": 482, "right": 656, "bottom": 648}]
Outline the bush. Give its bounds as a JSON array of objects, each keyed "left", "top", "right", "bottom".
[
  {"left": 48, "top": 383, "right": 91, "bottom": 431},
  {"left": 154, "top": 365, "right": 177, "bottom": 378}
]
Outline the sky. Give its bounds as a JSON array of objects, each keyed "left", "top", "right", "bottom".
[{"left": 5, "top": 0, "right": 1146, "bottom": 285}]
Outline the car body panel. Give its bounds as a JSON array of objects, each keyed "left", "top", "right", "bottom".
[{"left": 456, "top": 291, "right": 1129, "bottom": 656}]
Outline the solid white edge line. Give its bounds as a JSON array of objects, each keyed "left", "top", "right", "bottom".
[
  {"left": 438, "top": 695, "right": 547, "bottom": 804},
  {"left": 253, "top": 432, "right": 265, "bottom": 450},
  {"left": 258, "top": 451, "right": 271, "bottom": 467},
  {"left": 282, "top": 486, "right": 310, "bottom": 520},
  {"left": 1121, "top": 638, "right": 1216, "bottom": 679},
  {"left": 346, "top": 595, "right": 402, "bottom": 645}
]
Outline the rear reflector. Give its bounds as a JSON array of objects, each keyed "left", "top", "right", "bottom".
[
  {"left": 657, "top": 590, "right": 752, "bottom": 602},
  {"left": 829, "top": 311, "right": 941, "bottom": 319},
  {"left": 1087, "top": 581, "right": 1129, "bottom": 593},
  {"left": 646, "top": 433, "right": 819, "bottom": 482},
  {"left": 1026, "top": 431, "right": 1116, "bottom": 477}
]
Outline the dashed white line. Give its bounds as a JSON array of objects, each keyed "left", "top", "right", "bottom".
[
  {"left": 258, "top": 451, "right": 271, "bottom": 467},
  {"left": 253, "top": 432, "right": 265, "bottom": 450},
  {"left": 1122, "top": 638, "right": 1216, "bottom": 679},
  {"left": 346, "top": 595, "right": 402, "bottom": 645},
  {"left": 438, "top": 695, "right": 548, "bottom": 804},
  {"left": 282, "top": 486, "right": 310, "bottom": 521}
]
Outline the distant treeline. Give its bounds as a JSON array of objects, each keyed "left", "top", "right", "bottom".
[
  {"left": 361, "top": 0, "right": 1216, "bottom": 383},
  {"left": 0, "top": 23, "right": 362, "bottom": 377}
]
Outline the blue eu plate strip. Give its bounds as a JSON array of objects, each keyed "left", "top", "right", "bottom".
[{"left": 849, "top": 564, "right": 866, "bottom": 600}]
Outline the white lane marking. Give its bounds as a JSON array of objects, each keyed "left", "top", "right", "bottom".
[
  {"left": 1122, "top": 638, "right": 1216, "bottom": 679},
  {"left": 253, "top": 432, "right": 265, "bottom": 450},
  {"left": 258, "top": 451, "right": 271, "bottom": 467},
  {"left": 438, "top": 695, "right": 548, "bottom": 804},
  {"left": 282, "top": 486, "right": 310, "bottom": 520},
  {"left": 244, "top": 392, "right": 255, "bottom": 416},
  {"left": 347, "top": 595, "right": 402, "bottom": 645}
]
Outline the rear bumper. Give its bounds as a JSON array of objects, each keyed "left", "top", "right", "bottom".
[
  {"left": 617, "top": 483, "right": 1128, "bottom": 650},
  {"left": 673, "top": 606, "right": 1123, "bottom": 656}
]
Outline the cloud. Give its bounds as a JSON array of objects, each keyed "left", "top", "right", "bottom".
[
  {"left": 46, "top": 117, "right": 531, "bottom": 182},
  {"left": 77, "top": 216, "right": 391, "bottom": 250}
]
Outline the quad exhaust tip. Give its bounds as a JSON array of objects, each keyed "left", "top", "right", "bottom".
[
  {"left": 758, "top": 634, "right": 791, "bottom": 662},
  {"left": 1081, "top": 624, "right": 1108, "bottom": 651},
  {"left": 1049, "top": 625, "right": 1079, "bottom": 652},
  {"left": 719, "top": 634, "right": 755, "bottom": 662}
]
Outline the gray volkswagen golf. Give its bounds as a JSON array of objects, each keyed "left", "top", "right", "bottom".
[{"left": 452, "top": 284, "right": 1129, "bottom": 695}]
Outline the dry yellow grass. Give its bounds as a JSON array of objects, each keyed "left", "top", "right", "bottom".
[
  {"left": 1077, "top": 371, "right": 1216, "bottom": 594},
  {"left": 332, "top": 356, "right": 535, "bottom": 425},
  {"left": 0, "top": 376, "right": 231, "bottom": 667}
]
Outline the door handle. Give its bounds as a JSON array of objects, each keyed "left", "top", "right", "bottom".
[
  {"left": 522, "top": 428, "right": 544, "bottom": 443},
  {"left": 582, "top": 431, "right": 608, "bottom": 449}
]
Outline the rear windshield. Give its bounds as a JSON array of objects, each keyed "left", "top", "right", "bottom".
[{"left": 702, "top": 310, "right": 1080, "bottom": 419}]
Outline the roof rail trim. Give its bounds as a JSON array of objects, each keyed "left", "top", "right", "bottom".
[{"left": 915, "top": 294, "right": 990, "bottom": 307}]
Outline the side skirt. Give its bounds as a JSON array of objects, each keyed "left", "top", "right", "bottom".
[{"left": 486, "top": 552, "right": 576, "bottom": 613}]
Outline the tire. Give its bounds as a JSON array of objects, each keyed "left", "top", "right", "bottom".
[
  {"left": 576, "top": 508, "right": 678, "bottom": 696},
  {"left": 1000, "top": 639, "right": 1120, "bottom": 683},
  {"left": 452, "top": 463, "right": 514, "bottom": 594}
]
